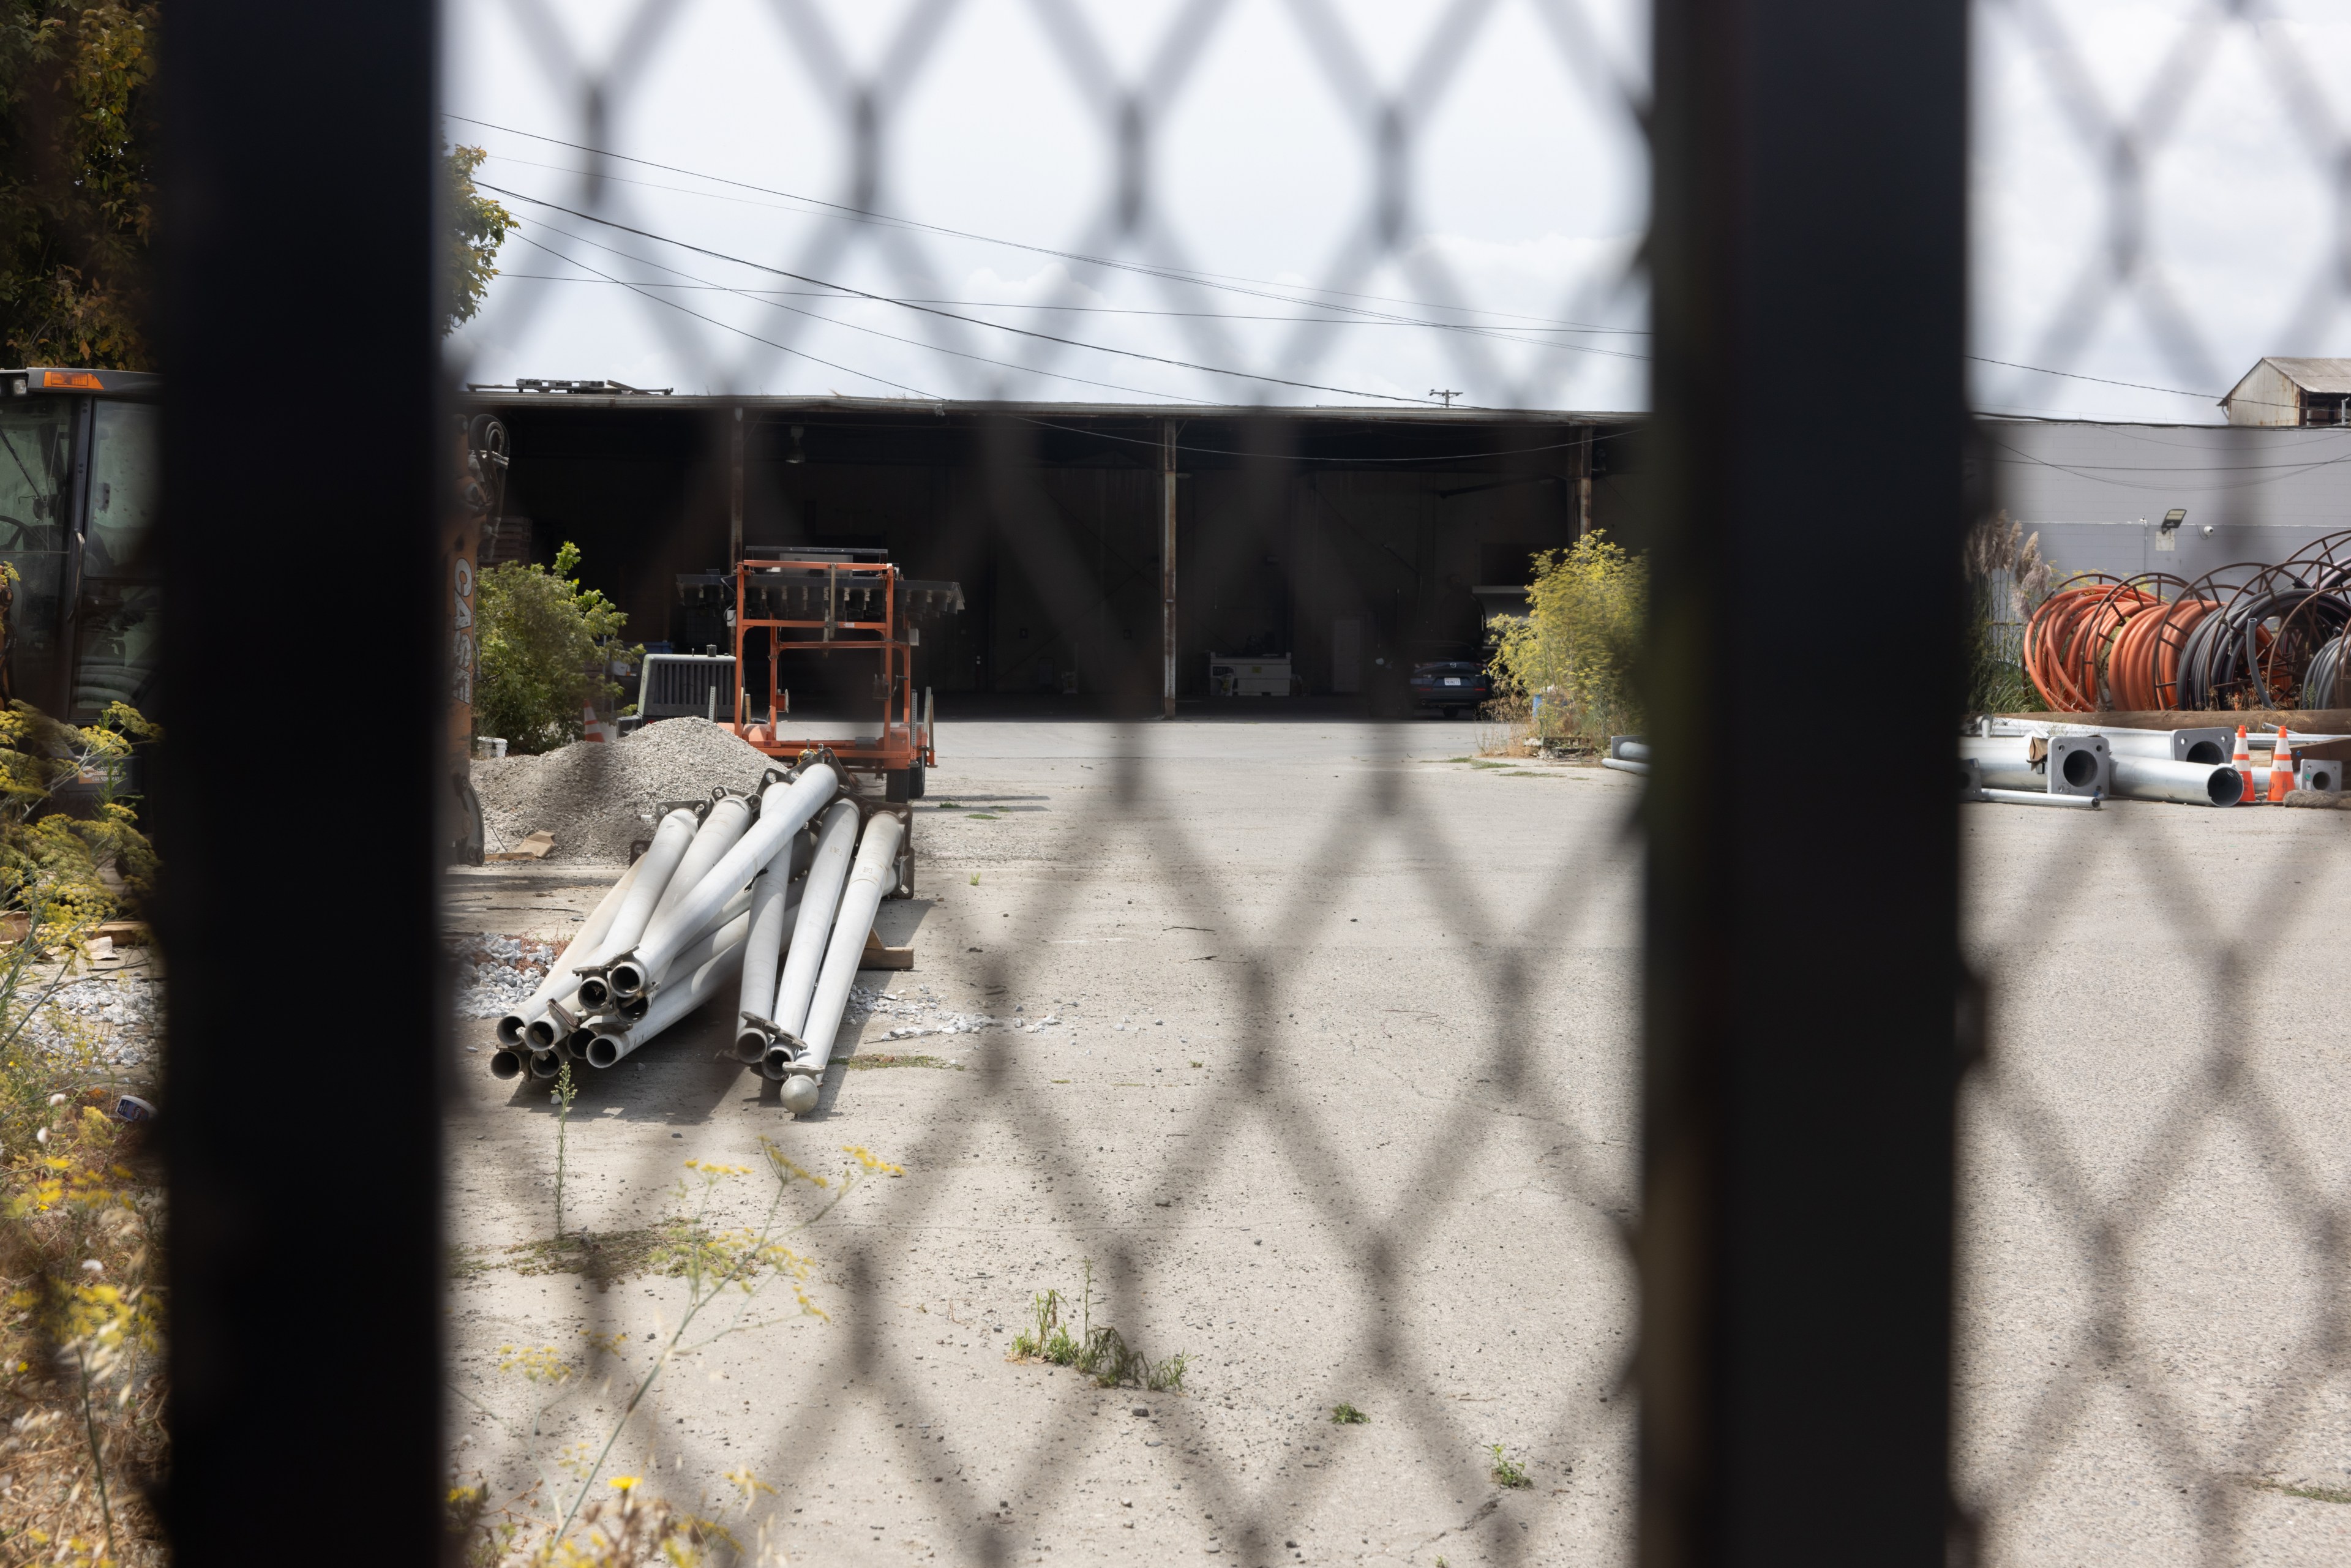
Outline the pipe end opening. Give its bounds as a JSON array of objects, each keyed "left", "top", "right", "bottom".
[
  {"left": 586, "top": 1036, "right": 623, "bottom": 1069},
  {"left": 489, "top": 1049, "right": 523, "bottom": 1080}
]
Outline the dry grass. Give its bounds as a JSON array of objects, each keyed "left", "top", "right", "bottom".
[{"left": 0, "top": 1104, "right": 165, "bottom": 1567}]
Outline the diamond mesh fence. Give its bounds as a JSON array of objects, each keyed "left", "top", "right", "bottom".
[
  {"left": 430, "top": 2, "right": 2351, "bottom": 1566},
  {"left": 441, "top": 4, "right": 1652, "bottom": 1566},
  {"left": 1963, "top": 4, "right": 2351, "bottom": 1564}
]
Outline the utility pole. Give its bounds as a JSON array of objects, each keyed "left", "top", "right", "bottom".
[
  {"left": 1431, "top": 388, "right": 1460, "bottom": 408},
  {"left": 1161, "top": 420, "right": 1179, "bottom": 719}
]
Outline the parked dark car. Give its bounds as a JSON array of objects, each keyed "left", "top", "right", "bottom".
[{"left": 1409, "top": 660, "right": 1491, "bottom": 716}]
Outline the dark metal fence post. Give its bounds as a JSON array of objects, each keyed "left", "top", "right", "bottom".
[
  {"left": 1641, "top": 4, "right": 1968, "bottom": 1562},
  {"left": 160, "top": 3, "right": 445, "bottom": 1561}
]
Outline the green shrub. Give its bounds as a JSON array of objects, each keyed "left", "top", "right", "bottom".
[
  {"left": 474, "top": 541, "right": 640, "bottom": 754},
  {"left": 0, "top": 699, "right": 155, "bottom": 932},
  {"left": 1487, "top": 532, "right": 1646, "bottom": 744}
]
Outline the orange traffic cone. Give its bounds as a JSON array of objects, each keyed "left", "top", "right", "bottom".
[
  {"left": 2233, "top": 725, "right": 2257, "bottom": 804},
  {"left": 2268, "top": 724, "right": 2295, "bottom": 803}
]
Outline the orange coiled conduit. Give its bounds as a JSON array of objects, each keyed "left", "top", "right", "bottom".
[
  {"left": 2022, "top": 582, "right": 2164, "bottom": 711},
  {"left": 2105, "top": 595, "right": 2218, "bottom": 711}
]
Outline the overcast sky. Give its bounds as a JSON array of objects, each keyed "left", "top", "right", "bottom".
[{"left": 443, "top": 0, "right": 2351, "bottom": 422}]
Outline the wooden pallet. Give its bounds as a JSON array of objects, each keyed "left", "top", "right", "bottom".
[{"left": 858, "top": 930, "right": 913, "bottom": 970}]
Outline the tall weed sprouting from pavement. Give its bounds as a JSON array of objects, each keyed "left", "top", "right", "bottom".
[
  {"left": 448, "top": 1141, "right": 901, "bottom": 1565},
  {"left": 550, "top": 1060, "right": 578, "bottom": 1241},
  {"left": 1487, "top": 533, "right": 1646, "bottom": 745}
]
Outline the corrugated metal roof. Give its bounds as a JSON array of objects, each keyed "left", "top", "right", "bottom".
[{"left": 2230, "top": 358, "right": 2351, "bottom": 398}]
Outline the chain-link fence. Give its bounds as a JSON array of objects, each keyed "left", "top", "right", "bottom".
[
  {"left": 145, "top": 3, "right": 2351, "bottom": 1566},
  {"left": 434, "top": 6, "right": 1654, "bottom": 1565},
  {"left": 1960, "top": 4, "right": 2351, "bottom": 1564}
]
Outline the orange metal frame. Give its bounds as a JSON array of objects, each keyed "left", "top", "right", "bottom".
[{"left": 729, "top": 555, "right": 934, "bottom": 778}]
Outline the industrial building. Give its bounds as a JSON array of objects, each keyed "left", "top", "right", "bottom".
[
  {"left": 457, "top": 391, "right": 1640, "bottom": 713},
  {"left": 2219, "top": 356, "right": 2351, "bottom": 426},
  {"left": 462, "top": 362, "right": 2351, "bottom": 719},
  {"left": 1978, "top": 415, "right": 2351, "bottom": 584}
]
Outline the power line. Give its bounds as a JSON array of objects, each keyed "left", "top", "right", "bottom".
[
  {"left": 479, "top": 182, "right": 1448, "bottom": 405},
  {"left": 452, "top": 118, "right": 2281, "bottom": 417},
  {"left": 1967, "top": 356, "right": 2223, "bottom": 403},
  {"left": 445, "top": 114, "right": 1645, "bottom": 342},
  {"left": 487, "top": 272, "right": 1645, "bottom": 334},
  {"left": 505, "top": 233, "right": 945, "bottom": 402},
  {"left": 512, "top": 226, "right": 1220, "bottom": 406}
]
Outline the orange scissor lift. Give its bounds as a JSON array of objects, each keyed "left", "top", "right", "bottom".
[{"left": 727, "top": 550, "right": 959, "bottom": 805}]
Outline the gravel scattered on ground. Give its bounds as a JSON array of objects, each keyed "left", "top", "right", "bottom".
[
  {"left": 852, "top": 982, "right": 1003, "bottom": 1041},
  {"left": 451, "top": 933, "right": 560, "bottom": 1018},
  {"left": 471, "top": 719, "right": 779, "bottom": 862},
  {"left": 21, "top": 973, "right": 160, "bottom": 1068}
]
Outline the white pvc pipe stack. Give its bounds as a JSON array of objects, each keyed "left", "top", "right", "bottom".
[
  {"left": 606, "top": 765, "right": 841, "bottom": 1002},
  {"left": 729, "top": 838, "right": 814, "bottom": 1062},
  {"left": 562, "top": 879, "right": 757, "bottom": 1038},
  {"left": 538, "top": 805, "right": 700, "bottom": 1033},
  {"left": 647, "top": 793, "right": 754, "bottom": 927},
  {"left": 749, "top": 800, "right": 862, "bottom": 1067},
  {"left": 586, "top": 915, "right": 754, "bottom": 1068},
  {"left": 775, "top": 812, "right": 905, "bottom": 1116},
  {"left": 497, "top": 853, "right": 645, "bottom": 1046},
  {"left": 481, "top": 764, "right": 850, "bottom": 1083}
]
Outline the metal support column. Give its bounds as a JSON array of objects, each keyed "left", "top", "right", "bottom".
[
  {"left": 161, "top": 1, "right": 444, "bottom": 1561},
  {"left": 1578, "top": 426, "right": 1595, "bottom": 538},
  {"left": 1641, "top": 2, "right": 1967, "bottom": 1564},
  {"left": 729, "top": 405, "right": 744, "bottom": 563},
  {"left": 1161, "top": 419, "right": 1178, "bottom": 719}
]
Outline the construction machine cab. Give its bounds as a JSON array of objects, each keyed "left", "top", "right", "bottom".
[{"left": 0, "top": 368, "right": 163, "bottom": 723}]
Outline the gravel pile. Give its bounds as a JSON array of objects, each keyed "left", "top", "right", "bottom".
[
  {"left": 471, "top": 719, "right": 779, "bottom": 862},
  {"left": 451, "top": 933, "right": 559, "bottom": 1018}
]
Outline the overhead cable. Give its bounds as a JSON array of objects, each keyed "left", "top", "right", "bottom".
[
  {"left": 514, "top": 228, "right": 1217, "bottom": 406},
  {"left": 479, "top": 182, "right": 1447, "bottom": 405}
]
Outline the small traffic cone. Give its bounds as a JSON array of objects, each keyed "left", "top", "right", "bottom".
[
  {"left": 2233, "top": 725, "right": 2257, "bottom": 804},
  {"left": 581, "top": 703, "right": 606, "bottom": 743},
  {"left": 2268, "top": 724, "right": 2295, "bottom": 803}
]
